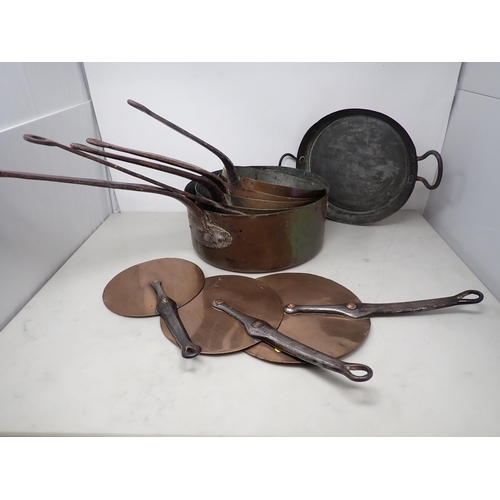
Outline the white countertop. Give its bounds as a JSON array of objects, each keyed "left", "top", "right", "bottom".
[{"left": 1, "top": 210, "right": 499, "bottom": 436}]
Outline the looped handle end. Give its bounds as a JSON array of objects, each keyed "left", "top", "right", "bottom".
[
  {"left": 456, "top": 290, "right": 484, "bottom": 304},
  {"left": 150, "top": 280, "right": 202, "bottom": 359},
  {"left": 416, "top": 150, "right": 443, "bottom": 190},
  {"left": 23, "top": 134, "right": 57, "bottom": 147},
  {"left": 341, "top": 363, "right": 373, "bottom": 382},
  {"left": 181, "top": 344, "right": 202, "bottom": 358}
]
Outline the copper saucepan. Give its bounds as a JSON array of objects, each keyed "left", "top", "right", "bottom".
[
  {"left": 78, "top": 138, "right": 320, "bottom": 205},
  {"left": 69, "top": 141, "right": 314, "bottom": 211},
  {"left": 127, "top": 99, "right": 327, "bottom": 199},
  {"left": 1, "top": 168, "right": 328, "bottom": 272},
  {"left": 23, "top": 134, "right": 300, "bottom": 215}
]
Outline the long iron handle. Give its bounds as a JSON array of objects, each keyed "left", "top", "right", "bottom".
[
  {"left": 284, "top": 290, "right": 484, "bottom": 319},
  {"left": 212, "top": 300, "right": 373, "bottom": 382},
  {"left": 0, "top": 169, "right": 233, "bottom": 249},
  {"left": 70, "top": 141, "right": 227, "bottom": 202},
  {"left": 127, "top": 99, "right": 239, "bottom": 185},
  {"left": 150, "top": 281, "right": 201, "bottom": 358},
  {"left": 23, "top": 134, "right": 239, "bottom": 215},
  {"left": 84, "top": 137, "right": 227, "bottom": 190}
]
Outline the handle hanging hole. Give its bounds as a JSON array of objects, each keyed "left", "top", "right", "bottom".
[{"left": 457, "top": 290, "right": 484, "bottom": 304}]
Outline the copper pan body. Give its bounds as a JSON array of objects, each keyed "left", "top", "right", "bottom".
[{"left": 187, "top": 181, "right": 328, "bottom": 273}]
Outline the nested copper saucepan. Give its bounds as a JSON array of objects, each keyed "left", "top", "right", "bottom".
[
  {"left": 126, "top": 99, "right": 327, "bottom": 199},
  {"left": 68, "top": 140, "right": 319, "bottom": 211},
  {"left": 23, "top": 134, "right": 308, "bottom": 215},
  {"left": 72, "top": 138, "right": 321, "bottom": 206},
  {"left": 2, "top": 131, "right": 329, "bottom": 271}
]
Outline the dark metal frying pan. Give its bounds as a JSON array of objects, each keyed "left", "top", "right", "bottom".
[
  {"left": 247, "top": 273, "right": 483, "bottom": 365},
  {"left": 294, "top": 109, "right": 444, "bottom": 225},
  {"left": 102, "top": 258, "right": 206, "bottom": 358}
]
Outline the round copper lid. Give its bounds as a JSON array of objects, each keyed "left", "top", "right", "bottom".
[
  {"left": 102, "top": 258, "right": 205, "bottom": 317},
  {"left": 161, "top": 275, "right": 284, "bottom": 355},
  {"left": 248, "top": 273, "right": 371, "bottom": 364}
]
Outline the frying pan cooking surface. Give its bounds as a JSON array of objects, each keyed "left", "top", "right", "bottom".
[{"left": 296, "top": 109, "right": 443, "bottom": 225}]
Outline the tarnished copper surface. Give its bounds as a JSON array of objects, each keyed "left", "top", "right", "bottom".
[
  {"left": 190, "top": 194, "right": 327, "bottom": 273},
  {"left": 161, "top": 275, "right": 284, "bottom": 354},
  {"left": 247, "top": 273, "right": 371, "bottom": 364},
  {"left": 102, "top": 258, "right": 205, "bottom": 317}
]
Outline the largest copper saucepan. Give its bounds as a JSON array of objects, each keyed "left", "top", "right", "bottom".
[
  {"left": 1, "top": 163, "right": 328, "bottom": 273},
  {"left": 183, "top": 168, "right": 328, "bottom": 272}
]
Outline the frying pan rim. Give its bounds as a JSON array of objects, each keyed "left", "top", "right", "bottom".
[{"left": 296, "top": 108, "right": 419, "bottom": 225}]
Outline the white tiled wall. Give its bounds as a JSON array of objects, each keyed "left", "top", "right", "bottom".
[
  {"left": 0, "top": 63, "right": 114, "bottom": 330},
  {"left": 424, "top": 62, "right": 500, "bottom": 300}
]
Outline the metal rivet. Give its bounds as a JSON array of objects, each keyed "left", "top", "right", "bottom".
[{"left": 346, "top": 303, "right": 357, "bottom": 310}]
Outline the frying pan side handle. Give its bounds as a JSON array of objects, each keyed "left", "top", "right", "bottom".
[
  {"left": 416, "top": 150, "right": 443, "bottom": 190},
  {"left": 212, "top": 300, "right": 373, "bottom": 382},
  {"left": 278, "top": 153, "right": 297, "bottom": 166},
  {"left": 284, "top": 290, "right": 484, "bottom": 319},
  {"left": 150, "top": 281, "right": 202, "bottom": 359}
]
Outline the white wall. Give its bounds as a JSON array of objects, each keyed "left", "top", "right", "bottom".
[
  {"left": 0, "top": 63, "right": 114, "bottom": 330},
  {"left": 424, "top": 63, "right": 500, "bottom": 301},
  {"left": 83, "top": 62, "right": 461, "bottom": 212}
]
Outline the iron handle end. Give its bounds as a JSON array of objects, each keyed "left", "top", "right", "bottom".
[
  {"left": 341, "top": 363, "right": 373, "bottom": 382},
  {"left": 456, "top": 290, "right": 484, "bottom": 304},
  {"left": 150, "top": 280, "right": 202, "bottom": 359},
  {"left": 23, "top": 134, "right": 57, "bottom": 147},
  {"left": 213, "top": 300, "right": 373, "bottom": 383}
]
